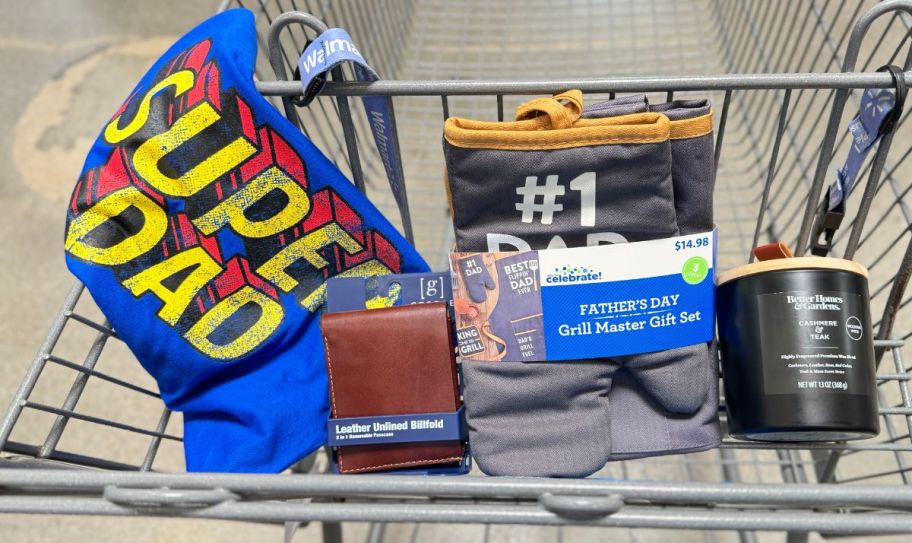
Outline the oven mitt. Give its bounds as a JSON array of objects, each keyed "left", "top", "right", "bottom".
[
  {"left": 444, "top": 90, "right": 677, "bottom": 250},
  {"left": 651, "top": 99, "right": 715, "bottom": 235},
  {"left": 585, "top": 97, "right": 720, "bottom": 456},
  {"left": 618, "top": 343, "right": 714, "bottom": 414},
  {"left": 583, "top": 97, "right": 716, "bottom": 415},
  {"left": 606, "top": 345, "right": 720, "bottom": 460},
  {"left": 62, "top": 9, "right": 428, "bottom": 473},
  {"left": 456, "top": 254, "right": 495, "bottom": 303},
  {"left": 461, "top": 360, "right": 613, "bottom": 477},
  {"left": 446, "top": 92, "right": 676, "bottom": 476},
  {"left": 584, "top": 97, "right": 714, "bottom": 236}
]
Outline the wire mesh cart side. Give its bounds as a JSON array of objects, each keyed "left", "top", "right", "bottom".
[{"left": 4, "top": 0, "right": 912, "bottom": 542}]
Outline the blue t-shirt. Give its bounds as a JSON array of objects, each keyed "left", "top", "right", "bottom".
[{"left": 63, "top": 8, "right": 428, "bottom": 472}]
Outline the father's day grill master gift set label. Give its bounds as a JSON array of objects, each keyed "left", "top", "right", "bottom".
[{"left": 451, "top": 230, "right": 716, "bottom": 362}]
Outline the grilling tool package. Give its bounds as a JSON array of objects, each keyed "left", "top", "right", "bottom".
[{"left": 444, "top": 91, "right": 720, "bottom": 476}]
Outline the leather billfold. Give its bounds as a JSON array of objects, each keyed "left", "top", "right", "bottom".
[{"left": 321, "top": 302, "right": 463, "bottom": 473}]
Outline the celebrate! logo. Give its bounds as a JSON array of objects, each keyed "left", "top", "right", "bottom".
[{"left": 544, "top": 265, "right": 602, "bottom": 284}]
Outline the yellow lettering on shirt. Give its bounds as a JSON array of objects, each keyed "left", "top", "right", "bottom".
[
  {"left": 133, "top": 103, "right": 256, "bottom": 197},
  {"left": 104, "top": 70, "right": 195, "bottom": 144},
  {"left": 122, "top": 246, "right": 222, "bottom": 325},
  {"left": 65, "top": 186, "right": 167, "bottom": 266},
  {"left": 184, "top": 285, "right": 284, "bottom": 359},
  {"left": 257, "top": 223, "right": 364, "bottom": 292},
  {"left": 192, "top": 166, "right": 311, "bottom": 238}
]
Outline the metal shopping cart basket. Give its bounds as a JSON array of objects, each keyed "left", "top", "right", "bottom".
[{"left": 4, "top": 0, "right": 912, "bottom": 541}]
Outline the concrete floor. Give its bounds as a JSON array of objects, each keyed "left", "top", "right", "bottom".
[{"left": 2, "top": 1, "right": 912, "bottom": 542}]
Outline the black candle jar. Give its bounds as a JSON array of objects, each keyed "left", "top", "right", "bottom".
[{"left": 716, "top": 257, "right": 879, "bottom": 441}]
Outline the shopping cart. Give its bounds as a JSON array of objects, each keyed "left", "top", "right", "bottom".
[{"left": 3, "top": 0, "right": 912, "bottom": 541}]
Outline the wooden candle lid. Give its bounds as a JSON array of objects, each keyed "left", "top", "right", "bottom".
[{"left": 716, "top": 256, "right": 868, "bottom": 286}]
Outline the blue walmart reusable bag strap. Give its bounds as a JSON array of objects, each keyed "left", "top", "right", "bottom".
[
  {"left": 297, "top": 28, "right": 413, "bottom": 241},
  {"left": 812, "top": 64, "right": 906, "bottom": 256}
]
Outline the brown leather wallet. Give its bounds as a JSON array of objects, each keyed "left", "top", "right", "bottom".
[{"left": 321, "top": 302, "right": 463, "bottom": 474}]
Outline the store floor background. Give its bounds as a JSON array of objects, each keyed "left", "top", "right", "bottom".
[{"left": 1, "top": 0, "right": 911, "bottom": 542}]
